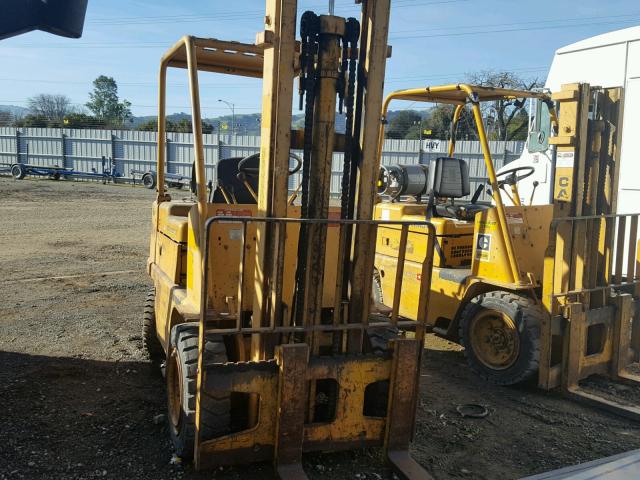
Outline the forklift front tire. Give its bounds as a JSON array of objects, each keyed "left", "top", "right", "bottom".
[
  {"left": 142, "top": 288, "right": 164, "bottom": 368},
  {"left": 166, "top": 326, "right": 230, "bottom": 459},
  {"left": 459, "top": 291, "right": 542, "bottom": 386}
]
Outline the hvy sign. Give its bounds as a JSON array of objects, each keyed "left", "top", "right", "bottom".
[{"left": 422, "top": 140, "right": 442, "bottom": 152}]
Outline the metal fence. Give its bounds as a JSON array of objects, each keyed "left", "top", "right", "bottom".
[{"left": 0, "top": 127, "right": 524, "bottom": 201}]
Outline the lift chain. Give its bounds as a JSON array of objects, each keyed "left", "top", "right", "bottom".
[
  {"left": 294, "top": 11, "right": 321, "bottom": 327},
  {"left": 339, "top": 18, "right": 360, "bottom": 220},
  {"left": 298, "top": 10, "right": 320, "bottom": 219}
]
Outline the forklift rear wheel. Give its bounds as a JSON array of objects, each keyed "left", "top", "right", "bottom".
[
  {"left": 459, "top": 291, "right": 541, "bottom": 386},
  {"left": 142, "top": 288, "right": 164, "bottom": 368},
  {"left": 167, "top": 326, "right": 230, "bottom": 459},
  {"left": 11, "top": 164, "right": 26, "bottom": 180},
  {"left": 142, "top": 173, "right": 156, "bottom": 189}
]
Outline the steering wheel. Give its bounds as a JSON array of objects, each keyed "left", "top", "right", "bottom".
[
  {"left": 237, "top": 152, "right": 303, "bottom": 178},
  {"left": 495, "top": 166, "right": 535, "bottom": 188}
]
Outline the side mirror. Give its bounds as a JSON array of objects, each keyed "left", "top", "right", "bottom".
[{"left": 527, "top": 99, "right": 551, "bottom": 153}]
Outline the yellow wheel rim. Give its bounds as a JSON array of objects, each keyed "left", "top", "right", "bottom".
[
  {"left": 469, "top": 309, "right": 520, "bottom": 370},
  {"left": 167, "top": 350, "right": 183, "bottom": 432}
]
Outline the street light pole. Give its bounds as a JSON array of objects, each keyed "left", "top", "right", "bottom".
[
  {"left": 413, "top": 119, "right": 424, "bottom": 164},
  {"left": 217, "top": 99, "right": 236, "bottom": 137},
  {"left": 419, "top": 120, "right": 424, "bottom": 164}
]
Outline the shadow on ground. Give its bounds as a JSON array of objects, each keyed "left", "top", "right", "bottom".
[{"left": 0, "top": 351, "right": 398, "bottom": 480}]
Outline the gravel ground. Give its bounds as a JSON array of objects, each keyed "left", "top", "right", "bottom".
[{"left": 2, "top": 177, "right": 640, "bottom": 480}]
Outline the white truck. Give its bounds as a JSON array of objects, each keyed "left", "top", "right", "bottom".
[{"left": 501, "top": 25, "right": 640, "bottom": 214}]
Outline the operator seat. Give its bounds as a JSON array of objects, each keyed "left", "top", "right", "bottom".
[
  {"left": 211, "top": 155, "right": 259, "bottom": 204},
  {"left": 428, "top": 157, "right": 489, "bottom": 221}
]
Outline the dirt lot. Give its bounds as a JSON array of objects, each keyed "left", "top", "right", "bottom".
[{"left": 2, "top": 177, "right": 640, "bottom": 480}]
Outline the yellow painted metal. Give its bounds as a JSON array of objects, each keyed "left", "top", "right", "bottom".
[
  {"left": 156, "top": 201, "right": 191, "bottom": 243},
  {"left": 203, "top": 205, "right": 341, "bottom": 314},
  {"left": 196, "top": 354, "right": 393, "bottom": 464},
  {"left": 349, "top": 0, "right": 392, "bottom": 344},
  {"left": 448, "top": 104, "right": 464, "bottom": 157},
  {"left": 150, "top": 202, "right": 343, "bottom": 351},
  {"left": 372, "top": 84, "right": 557, "bottom": 337},
  {"left": 241, "top": 179, "right": 259, "bottom": 203},
  {"left": 251, "top": 0, "right": 298, "bottom": 354},
  {"left": 377, "top": 84, "right": 558, "bottom": 288},
  {"left": 468, "top": 309, "right": 520, "bottom": 370},
  {"left": 373, "top": 203, "right": 551, "bottom": 328},
  {"left": 381, "top": 84, "right": 556, "bottom": 106},
  {"left": 154, "top": 233, "right": 183, "bottom": 284},
  {"left": 473, "top": 205, "right": 552, "bottom": 286},
  {"left": 540, "top": 83, "right": 587, "bottom": 389},
  {"left": 535, "top": 85, "right": 640, "bottom": 421},
  {"left": 468, "top": 98, "right": 522, "bottom": 285},
  {"left": 374, "top": 203, "right": 473, "bottom": 267}
]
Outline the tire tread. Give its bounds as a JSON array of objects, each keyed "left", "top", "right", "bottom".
[{"left": 459, "top": 291, "right": 542, "bottom": 386}]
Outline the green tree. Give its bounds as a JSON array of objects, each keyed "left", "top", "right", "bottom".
[
  {"left": 136, "top": 118, "right": 213, "bottom": 134},
  {"left": 85, "top": 76, "right": 132, "bottom": 127},
  {"left": 13, "top": 114, "right": 49, "bottom": 127},
  {"left": 385, "top": 110, "right": 421, "bottom": 139},
  {"left": 466, "top": 70, "right": 542, "bottom": 141},
  {"left": 63, "top": 113, "right": 106, "bottom": 129},
  {"left": 0, "top": 110, "right": 13, "bottom": 126},
  {"left": 136, "top": 119, "right": 158, "bottom": 131},
  {"left": 420, "top": 104, "right": 478, "bottom": 140}
]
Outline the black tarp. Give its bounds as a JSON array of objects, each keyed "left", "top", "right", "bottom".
[{"left": 0, "top": 0, "right": 88, "bottom": 41}]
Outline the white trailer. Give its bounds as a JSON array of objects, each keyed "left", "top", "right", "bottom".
[{"left": 501, "top": 26, "right": 640, "bottom": 213}]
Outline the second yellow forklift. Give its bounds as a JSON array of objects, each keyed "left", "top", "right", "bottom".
[{"left": 375, "top": 83, "right": 640, "bottom": 419}]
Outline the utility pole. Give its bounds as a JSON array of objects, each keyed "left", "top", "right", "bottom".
[{"left": 218, "top": 99, "right": 236, "bottom": 138}]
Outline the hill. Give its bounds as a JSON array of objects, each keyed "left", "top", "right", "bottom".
[{"left": 0, "top": 105, "right": 28, "bottom": 117}]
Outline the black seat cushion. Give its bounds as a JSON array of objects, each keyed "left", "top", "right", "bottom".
[{"left": 434, "top": 202, "right": 490, "bottom": 221}]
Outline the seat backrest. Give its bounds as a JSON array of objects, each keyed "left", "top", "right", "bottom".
[
  {"left": 428, "top": 157, "right": 470, "bottom": 199},
  {"left": 212, "top": 156, "right": 259, "bottom": 204}
]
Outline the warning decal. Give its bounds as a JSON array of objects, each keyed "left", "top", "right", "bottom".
[
  {"left": 476, "top": 233, "right": 491, "bottom": 262},
  {"left": 556, "top": 151, "right": 575, "bottom": 168}
]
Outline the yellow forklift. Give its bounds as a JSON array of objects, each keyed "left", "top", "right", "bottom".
[
  {"left": 375, "top": 84, "right": 557, "bottom": 385},
  {"left": 143, "top": 1, "right": 435, "bottom": 477},
  {"left": 375, "top": 83, "right": 640, "bottom": 418}
]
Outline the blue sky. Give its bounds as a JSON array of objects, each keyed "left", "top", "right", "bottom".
[{"left": 1, "top": 0, "right": 639, "bottom": 118}]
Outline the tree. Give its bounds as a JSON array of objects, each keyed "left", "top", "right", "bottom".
[
  {"left": 85, "top": 75, "right": 132, "bottom": 127},
  {"left": 63, "top": 113, "right": 106, "bottom": 129},
  {"left": 136, "top": 118, "right": 213, "bottom": 134},
  {"left": 13, "top": 114, "right": 48, "bottom": 127},
  {"left": 27, "top": 94, "right": 73, "bottom": 122},
  {"left": 407, "top": 105, "right": 479, "bottom": 141},
  {"left": 0, "top": 110, "right": 12, "bottom": 126},
  {"left": 465, "top": 70, "right": 542, "bottom": 141},
  {"left": 385, "top": 110, "right": 421, "bottom": 139},
  {"left": 136, "top": 119, "right": 158, "bottom": 132}
]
